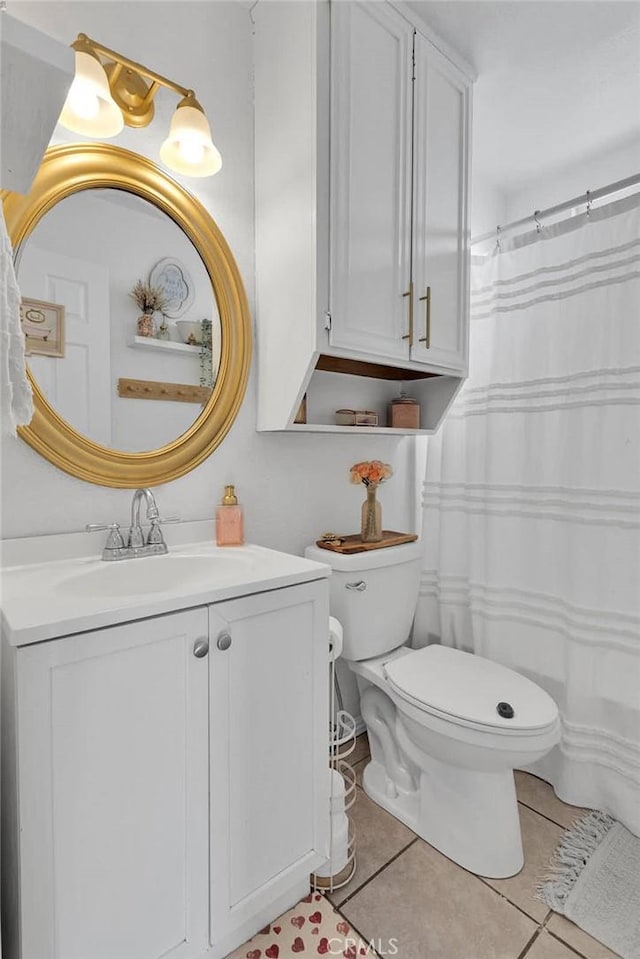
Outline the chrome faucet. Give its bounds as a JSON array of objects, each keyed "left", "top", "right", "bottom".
[
  {"left": 128, "top": 487, "right": 161, "bottom": 549},
  {"left": 87, "top": 488, "right": 178, "bottom": 561}
]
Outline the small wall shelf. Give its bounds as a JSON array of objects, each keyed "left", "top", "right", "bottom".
[
  {"left": 286, "top": 423, "right": 435, "bottom": 435},
  {"left": 129, "top": 335, "right": 201, "bottom": 356}
]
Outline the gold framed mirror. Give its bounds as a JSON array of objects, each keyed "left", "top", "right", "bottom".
[{"left": 2, "top": 143, "right": 252, "bottom": 487}]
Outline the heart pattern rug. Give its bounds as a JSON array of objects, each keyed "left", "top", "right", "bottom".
[{"left": 227, "top": 892, "right": 374, "bottom": 959}]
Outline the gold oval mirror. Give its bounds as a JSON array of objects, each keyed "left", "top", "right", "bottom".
[{"left": 2, "top": 143, "right": 252, "bottom": 487}]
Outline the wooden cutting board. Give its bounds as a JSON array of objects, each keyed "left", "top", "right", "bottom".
[{"left": 315, "top": 531, "right": 418, "bottom": 554}]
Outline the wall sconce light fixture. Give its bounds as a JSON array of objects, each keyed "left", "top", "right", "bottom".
[{"left": 58, "top": 34, "right": 222, "bottom": 177}]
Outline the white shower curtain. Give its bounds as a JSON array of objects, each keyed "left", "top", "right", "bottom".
[{"left": 414, "top": 197, "right": 640, "bottom": 835}]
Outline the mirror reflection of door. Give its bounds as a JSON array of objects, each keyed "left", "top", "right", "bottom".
[
  {"left": 16, "top": 188, "right": 222, "bottom": 454},
  {"left": 19, "top": 247, "right": 112, "bottom": 446}
]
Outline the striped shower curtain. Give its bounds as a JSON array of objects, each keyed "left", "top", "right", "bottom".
[{"left": 414, "top": 197, "right": 640, "bottom": 835}]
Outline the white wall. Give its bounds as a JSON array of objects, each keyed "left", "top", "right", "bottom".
[
  {"left": 504, "top": 136, "right": 640, "bottom": 228},
  {"left": 1, "top": 1, "right": 417, "bottom": 560}
]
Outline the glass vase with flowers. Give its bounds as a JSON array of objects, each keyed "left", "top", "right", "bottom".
[{"left": 349, "top": 460, "right": 393, "bottom": 543}]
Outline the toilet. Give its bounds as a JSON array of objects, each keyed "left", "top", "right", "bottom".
[{"left": 305, "top": 540, "right": 560, "bottom": 879}]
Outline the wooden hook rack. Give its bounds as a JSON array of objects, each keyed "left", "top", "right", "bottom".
[{"left": 117, "top": 378, "right": 212, "bottom": 404}]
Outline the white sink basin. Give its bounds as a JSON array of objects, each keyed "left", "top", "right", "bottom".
[
  {"left": 1, "top": 532, "right": 331, "bottom": 646},
  {"left": 58, "top": 552, "right": 254, "bottom": 598}
]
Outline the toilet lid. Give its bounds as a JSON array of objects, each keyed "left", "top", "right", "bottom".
[{"left": 384, "top": 646, "right": 558, "bottom": 731}]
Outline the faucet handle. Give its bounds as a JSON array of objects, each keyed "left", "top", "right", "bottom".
[
  {"left": 86, "top": 523, "right": 125, "bottom": 550},
  {"left": 146, "top": 515, "right": 180, "bottom": 547}
]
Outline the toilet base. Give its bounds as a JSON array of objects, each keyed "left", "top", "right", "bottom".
[{"left": 362, "top": 757, "right": 524, "bottom": 879}]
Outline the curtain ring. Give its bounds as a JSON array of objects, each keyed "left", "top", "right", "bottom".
[
  {"left": 534, "top": 211, "right": 542, "bottom": 233},
  {"left": 586, "top": 189, "right": 592, "bottom": 216}
]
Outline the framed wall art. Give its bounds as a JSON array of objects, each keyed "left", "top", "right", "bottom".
[{"left": 20, "top": 297, "right": 65, "bottom": 357}]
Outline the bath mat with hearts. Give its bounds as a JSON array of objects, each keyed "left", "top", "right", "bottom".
[
  {"left": 226, "top": 891, "right": 374, "bottom": 959},
  {"left": 537, "top": 810, "right": 640, "bottom": 959}
]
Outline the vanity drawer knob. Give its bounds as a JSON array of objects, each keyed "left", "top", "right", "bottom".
[
  {"left": 216, "top": 632, "right": 232, "bottom": 651},
  {"left": 193, "top": 639, "right": 209, "bottom": 659}
]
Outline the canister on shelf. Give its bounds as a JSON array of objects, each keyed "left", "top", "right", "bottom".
[{"left": 390, "top": 393, "right": 420, "bottom": 429}]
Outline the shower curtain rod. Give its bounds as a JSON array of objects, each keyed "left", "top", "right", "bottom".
[{"left": 470, "top": 172, "right": 640, "bottom": 246}]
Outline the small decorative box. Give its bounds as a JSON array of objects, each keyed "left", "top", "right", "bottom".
[
  {"left": 354, "top": 410, "right": 379, "bottom": 427},
  {"left": 335, "top": 409, "right": 357, "bottom": 426},
  {"left": 335, "top": 409, "right": 379, "bottom": 427}
]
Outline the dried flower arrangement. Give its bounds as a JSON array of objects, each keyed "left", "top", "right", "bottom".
[
  {"left": 129, "top": 280, "right": 168, "bottom": 315},
  {"left": 349, "top": 460, "right": 393, "bottom": 487}
]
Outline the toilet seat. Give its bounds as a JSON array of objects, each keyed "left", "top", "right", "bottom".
[{"left": 384, "top": 645, "right": 558, "bottom": 734}]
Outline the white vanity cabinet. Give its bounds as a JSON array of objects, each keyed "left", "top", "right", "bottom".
[
  {"left": 254, "top": 0, "right": 473, "bottom": 434},
  {"left": 209, "top": 583, "right": 328, "bottom": 954},
  {"left": 2, "top": 578, "right": 329, "bottom": 959},
  {"left": 7, "top": 608, "right": 210, "bottom": 959}
]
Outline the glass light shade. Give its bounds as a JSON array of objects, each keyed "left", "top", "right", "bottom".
[
  {"left": 58, "top": 50, "right": 124, "bottom": 138},
  {"left": 160, "top": 103, "right": 222, "bottom": 177}
]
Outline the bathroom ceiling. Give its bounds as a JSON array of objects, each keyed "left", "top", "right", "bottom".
[{"left": 407, "top": 1, "right": 640, "bottom": 195}]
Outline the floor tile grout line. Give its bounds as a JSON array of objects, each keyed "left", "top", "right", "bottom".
[
  {"left": 333, "top": 907, "right": 381, "bottom": 958},
  {"left": 546, "top": 928, "right": 594, "bottom": 959},
  {"left": 333, "top": 836, "right": 419, "bottom": 909},
  {"left": 516, "top": 926, "right": 543, "bottom": 959},
  {"left": 516, "top": 797, "right": 581, "bottom": 832},
  {"left": 476, "top": 873, "right": 551, "bottom": 927}
]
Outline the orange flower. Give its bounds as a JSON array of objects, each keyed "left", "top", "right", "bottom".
[{"left": 349, "top": 460, "right": 393, "bottom": 487}]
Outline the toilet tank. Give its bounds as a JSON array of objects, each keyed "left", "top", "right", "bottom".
[{"left": 305, "top": 541, "right": 423, "bottom": 661}]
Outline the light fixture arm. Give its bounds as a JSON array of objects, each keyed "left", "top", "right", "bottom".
[
  {"left": 60, "top": 34, "right": 221, "bottom": 176},
  {"left": 73, "top": 33, "right": 194, "bottom": 102}
]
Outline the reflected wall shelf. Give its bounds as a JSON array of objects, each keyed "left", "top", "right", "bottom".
[{"left": 129, "top": 335, "right": 201, "bottom": 355}]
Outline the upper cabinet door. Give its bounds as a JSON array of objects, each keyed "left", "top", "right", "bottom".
[
  {"left": 15, "top": 609, "right": 210, "bottom": 959},
  {"left": 411, "top": 35, "right": 470, "bottom": 372},
  {"left": 329, "top": 1, "right": 413, "bottom": 361}
]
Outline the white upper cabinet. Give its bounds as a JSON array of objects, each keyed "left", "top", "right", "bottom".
[
  {"left": 411, "top": 34, "right": 470, "bottom": 371},
  {"left": 329, "top": 2, "right": 413, "bottom": 361},
  {"left": 254, "top": 0, "right": 474, "bottom": 433},
  {"left": 330, "top": 3, "right": 470, "bottom": 372}
]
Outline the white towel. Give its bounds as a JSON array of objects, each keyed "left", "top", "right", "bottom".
[{"left": 0, "top": 204, "right": 33, "bottom": 435}]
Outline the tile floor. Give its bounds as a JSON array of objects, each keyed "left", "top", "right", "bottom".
[{"left": 232, "top": 734, "right": 621, "bottom": 959}]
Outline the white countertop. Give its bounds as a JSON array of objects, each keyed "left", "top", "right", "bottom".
[{"left": 0, "top": 526, "right": 331, "bottom": 647}]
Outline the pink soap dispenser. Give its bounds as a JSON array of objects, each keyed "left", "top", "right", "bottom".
[{"left": 216, "top": 485, "right": 244, "bottom": 546}]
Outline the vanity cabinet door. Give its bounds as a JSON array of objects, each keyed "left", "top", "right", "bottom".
[
  {"left": 208, "top": 581, "right": 329, "bottom": 955},
  {"left": 410, "top": 34, "right": 470, "bottom": 372},
  {"left": 329, "top": 0, "right": 413, "bottom": 362},
  {"left": 14, "top": 608, "right": 209, "bottom": 959}
]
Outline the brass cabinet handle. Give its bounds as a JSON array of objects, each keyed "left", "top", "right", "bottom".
[
  {"left": 418, "top": 286, "right": 431, "bottom": 348},
  {"left": 401, "top": 282, "right": 414, "bottom": 346}
]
